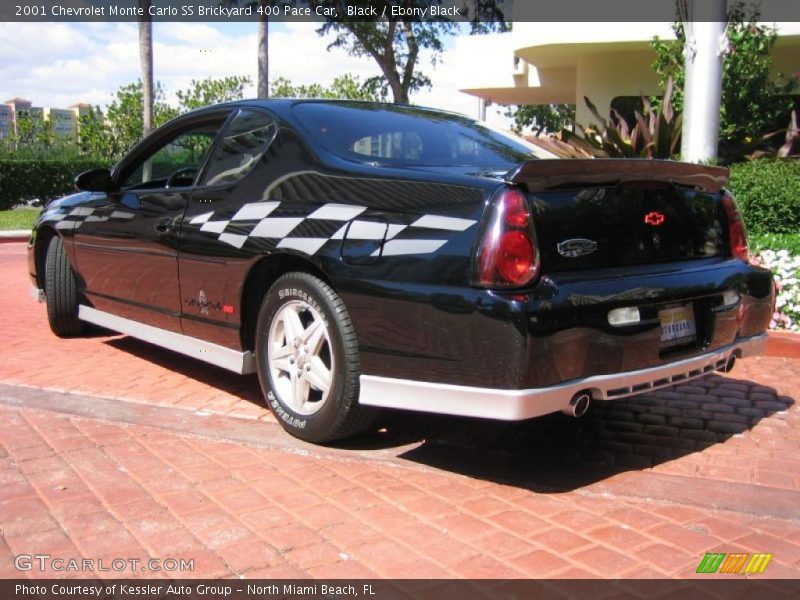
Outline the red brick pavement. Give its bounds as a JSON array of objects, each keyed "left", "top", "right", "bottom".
[
  {"left": 2, "top": 242, "right": 800, "bottom": 580},
  {"left": 1, "top": 243, "right": 270, "bottom": 421},
  {"left": 2, "top": 401, "right": 799, "bottom": 581}
]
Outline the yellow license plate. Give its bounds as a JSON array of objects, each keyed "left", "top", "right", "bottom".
[{"left": 659, "top": 305, "right": 697, "bottom": 347}]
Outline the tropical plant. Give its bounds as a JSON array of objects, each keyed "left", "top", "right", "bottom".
[
  {"left": 651, "top": 2, "right": 798, "bottom": 162},
  {"left": 527, "top": 78, "right": 682, "bottom": 159}
]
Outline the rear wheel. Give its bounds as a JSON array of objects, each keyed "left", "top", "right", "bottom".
[
  {"left": 44, "top": 236, "right": 84, "bottom": 337},
  {"left": 255, "top": 272, "right": 376, "bottom": 443}
]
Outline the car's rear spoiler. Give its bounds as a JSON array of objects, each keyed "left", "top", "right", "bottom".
[{"left": 506, "top": 159, "right": 729, "bottom": 193}]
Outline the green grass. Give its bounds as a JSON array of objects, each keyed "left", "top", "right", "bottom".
[
  {"left": 0, "top": 208, "right": 39, "bottom": 231},
  {"left": 749, "top": 232, "right": 800, "bottom": 255}
]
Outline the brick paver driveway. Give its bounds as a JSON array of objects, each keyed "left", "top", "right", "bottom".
[{"left": 1, "top": 242, "right": 799, "bottom": 581}]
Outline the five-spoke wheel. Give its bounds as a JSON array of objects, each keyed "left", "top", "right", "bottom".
[
  {"left": 255, "top": 272, "right": 377, "bottom": 443},
  {"left": 267, "top": 300, "right": 334, "bottom": 415}
]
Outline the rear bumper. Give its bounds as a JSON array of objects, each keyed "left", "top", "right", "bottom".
[{"left": 358, "top": 334, "right": 766, "bottom": 420}]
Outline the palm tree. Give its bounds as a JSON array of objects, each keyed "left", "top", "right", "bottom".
[
  {"left": 138, "top": 0, "right": 154, "bottom": 135},
  {"left": 257, "top": 1, "right": 269, "bottom": 99}
]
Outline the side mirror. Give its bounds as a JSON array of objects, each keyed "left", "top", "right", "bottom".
[{"left": 75, "top": 168, "right": 113, "bottom": 193}]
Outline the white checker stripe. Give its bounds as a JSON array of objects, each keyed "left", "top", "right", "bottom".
[
  {"left": 308, "top": 203, "right": 367, "bottom": 221},
  {"left": 250, "top": 217, "right": 304, "bottom": 238},
  {"left": 219, "top": 233, "right": 248, "bottom": 249},
  {"left": 231, "top": 201, "right": 279, "bottom": 221},
  {"left": 386, "top": 224, "right": 407, "bottom": 239},
  {"left": 277, "top": 238, "right": 329, "bottom": 255},
  {"left": 69, "top": 207, "right": 94, "bottom": 216},
  {"left": 190, "top": 211, "right": 214, "bottom": 225},
  {"left": 411, "top": 215, "right": 476, "bottom": 231},
  {"left": 188, "top": 200, "right": 474, "bottom": 257},
  {"left": 200, "top": 220, "right": 230, "bottom": 234},
  {"left": 377, "top": 239, "right": 447, "bottom": 257},
  {"left": 344, "top": 220, "right": 387, "bottom": 240},
  {"left": 330, "top": 224, "right": 348, "bottom": 240},
  {"left": 110, "top": 211, "right": 135, "bottom": 219}
]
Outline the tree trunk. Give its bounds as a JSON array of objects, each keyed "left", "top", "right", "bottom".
[
  {"left": 257, "top": 5, "right": 269, "bottom": 99},
  {"left": 138, "top": 0, "right": 154, "bottom": 137}
]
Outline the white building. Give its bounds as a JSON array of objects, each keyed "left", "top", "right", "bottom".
[{"left": 457, "top": 22, "right": 800, "bottom": 127}]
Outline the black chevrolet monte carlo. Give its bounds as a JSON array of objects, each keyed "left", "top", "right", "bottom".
[{"left": 28, "top": 100, "right": 775, "bottom": 443}]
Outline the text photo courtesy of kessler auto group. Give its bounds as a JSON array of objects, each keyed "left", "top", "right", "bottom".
[{"left": 1, "top": 1, "right": 800, "bottom": 599}]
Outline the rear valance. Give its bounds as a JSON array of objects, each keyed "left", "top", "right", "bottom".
[{"left": 507, "top": 159, "right": 729, "bottom": 193}]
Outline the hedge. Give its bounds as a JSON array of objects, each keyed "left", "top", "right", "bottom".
[
  {"left": 0, "top": 158, "right": 113, "bottom": 210},
  {"left": 728, "top": 158, "right": 800, "bottom": 237}
]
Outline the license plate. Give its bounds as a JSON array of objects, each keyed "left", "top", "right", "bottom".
[{"left": 659, "top": 305, "right": 697, "bottom": 348}]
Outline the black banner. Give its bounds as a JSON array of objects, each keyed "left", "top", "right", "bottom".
[
  {"left": 3, "top": 579, "right": 800, "bottom": 600},
  {"left": 3, "top": 0, "right": 800, "bottom": 23}
]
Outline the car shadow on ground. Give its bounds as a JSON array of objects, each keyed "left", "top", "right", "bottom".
[
  {"left": 384, "top": 374, "right": 795, "bottom": 492},
  {"left": 102, "top": 336, "right": 794, "bottom": 490},
  {"left": 104, "top": 336, "right": 265, "bottom": 404}
]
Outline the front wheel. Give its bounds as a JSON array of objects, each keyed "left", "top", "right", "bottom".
[
  {"left": 255, "top": 272, "right": 376, "bottom": 443},
  {"left": 44, "top": 236, "right": 84, "bottom": 337}
]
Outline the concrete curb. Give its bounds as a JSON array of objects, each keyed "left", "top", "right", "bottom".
[{"left": 0, "top": 230, "right": 29, "bottom": 243}]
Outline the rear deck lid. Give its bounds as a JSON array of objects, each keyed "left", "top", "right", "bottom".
[{"left": 506, "top": 159, "right": 732, "bottom": 272}]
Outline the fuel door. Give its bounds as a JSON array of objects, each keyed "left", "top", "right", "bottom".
[{"left": 341, "top": 216, "right": 388, "bottom": 265}]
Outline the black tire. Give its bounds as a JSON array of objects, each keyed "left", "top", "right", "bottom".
[
  {"left": 44, "top": 236, "right": 84, "bottom": 337},
  {"left": 255, "top": 272, "right": 377, "bottom": 443}
]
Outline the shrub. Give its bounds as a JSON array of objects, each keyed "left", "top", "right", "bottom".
[
  {"left": 0, "top": 158, "right": 112, "bottom": 210},
  {"left": 728, "top": 159, "right": 800, "bottom": 236},
  {"left": 749, "top": 232, "right": 800, "bottom": 255}
]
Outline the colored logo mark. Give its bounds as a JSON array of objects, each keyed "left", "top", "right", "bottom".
[
  {"left": 696, "top": 552, "right": 773, "bottom": 574},
  {"left": 644, "top": 211, "right": 666, "bottom": 226}
]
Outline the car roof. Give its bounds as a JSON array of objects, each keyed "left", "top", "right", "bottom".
[{"left": 183, "top": 98, "right": 469, "bottom": 122}]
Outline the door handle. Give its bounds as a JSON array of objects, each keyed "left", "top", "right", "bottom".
[{"left": 154, "top": 217, "right": 174, "bottom": 235}]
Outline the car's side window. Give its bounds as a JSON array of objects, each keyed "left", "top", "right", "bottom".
[
  {"left": 200, "top": 110, "right": 278, "bottom": 187},
  {"left": 121, "top": 122, "right": 224, "bottom": 190}
]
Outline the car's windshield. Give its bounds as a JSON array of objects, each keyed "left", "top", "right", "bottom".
[{"left": 293, "top": 102, "right": 543, "bottom": 169}]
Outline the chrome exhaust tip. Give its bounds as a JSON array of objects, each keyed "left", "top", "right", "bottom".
[
  {"left": 563, "top": 391, "right": 591, "bottom": 418},
  {"left": 720, "top": 354, "right": 737, "bottom": 373}
]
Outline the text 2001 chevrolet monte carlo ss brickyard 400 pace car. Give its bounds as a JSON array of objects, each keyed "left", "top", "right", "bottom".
[{"left": 28, "top": 100, "right": 775, "bottom": 443}]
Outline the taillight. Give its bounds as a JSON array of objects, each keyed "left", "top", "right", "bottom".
[
  {"left": 472, "top": 187, "right": 540, "bottom": 288},
  {"left": 721, "top": 191, "right": 749, "bottom": 262}
]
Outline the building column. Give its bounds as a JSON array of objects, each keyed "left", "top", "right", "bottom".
[{"left": 681, "top": 0, "right": 728, "bottom": 163}]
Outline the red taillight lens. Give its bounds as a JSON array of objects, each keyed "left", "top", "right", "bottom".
[
  {"left": 503, "top": 189, "right": 530, "bottom": 228},
  {"left": 721, "top": 192, "right": 749, "bottom": 262},
  {"left": 473, "top": 187, "right": 540, "bottom": 288},
  {"left": 496, "top": 231, "right": 535, "bottom": 284}
]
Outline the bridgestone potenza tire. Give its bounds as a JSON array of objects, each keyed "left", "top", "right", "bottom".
[
  {"left": 255, "top": 272, "right": 377, "bottom": 443},
  {"left": 44, "top": 236, "right": 84, "bottom": 337}
]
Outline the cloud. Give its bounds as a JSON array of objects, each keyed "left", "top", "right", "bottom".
[{"left": 0, "top": 21, "right": 508, "bottom": 127}]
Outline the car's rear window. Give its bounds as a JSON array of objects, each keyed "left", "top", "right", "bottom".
[{"left": 292, "top": 102, "right": 537, "bottom": 169}]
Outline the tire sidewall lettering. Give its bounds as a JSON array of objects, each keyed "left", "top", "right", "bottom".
[{"left": 267, "top": 391, "right": 307, "bottom": 429}]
